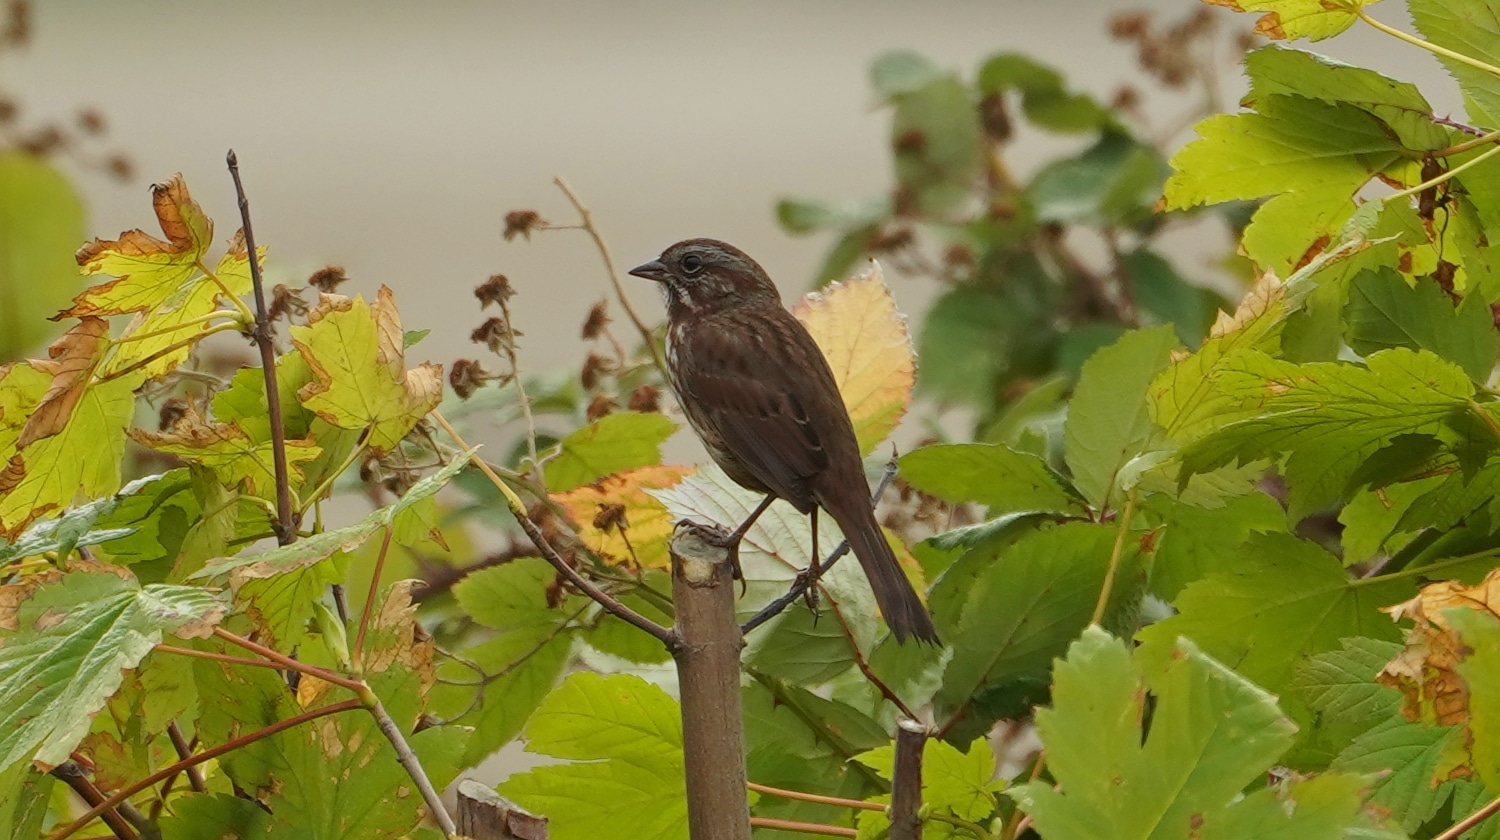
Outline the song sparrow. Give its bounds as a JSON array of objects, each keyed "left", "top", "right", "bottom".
[{"left": 629, "top": 239, "right": 939, "bottom": 644}]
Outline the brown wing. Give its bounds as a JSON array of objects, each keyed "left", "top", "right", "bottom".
[{"left": 674, "top": 310, "right": 831, "bottom": 512}]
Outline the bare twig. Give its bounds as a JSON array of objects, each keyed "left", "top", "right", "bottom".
[
  {"left": 741, "top": 456, "right": 900, "bottom": 635},
  {"left": 210, "top": 627, "right": 365, "bottom": 692},
  {"left": 550, "top": 177, "right": 669, "bottom": 379},
  {"left": 746, "top": 782, "right": 884, "bottom": 811},
  {"left": 748, "top": 818, "right": 857, "bottom": 836},
  {"left": 165, "top": 721, "right": 206, "bottom": 793},
  {"left": 227, "top": 150, "right": 295, "bottom": 545},
  {"left": 1091, "top": 491, "right": 1137, "bottom": 626},
  {"left": 431, "top": 410, "right": 672, "bottom": 644},
  {"left": 494, "top": 293, "right": 543, "bottom": 482},
  {"left": 52, "top": 700, "right": 364, "bottom": 840},
  {"left": 829, "top": 604, "right": 918, "bottom": 721},
  {"left": 364, "top": 690, "right": 457, "bottom": 837},
  {"left": 354, "top": 526, "right": 394, "bottom": 667},
  {"left": 49, "top": 762, "right": 140, "bottom": 840},
  {"left": 1434, "top": 791, "right": 1500, "bottom": 840}
]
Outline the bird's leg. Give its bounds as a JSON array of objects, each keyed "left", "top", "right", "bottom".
[
  {"left": 708, "top": 493, "right": 777, "bottom": 584},
  {"left": 799, "top": 507, "right": 823, "bottom": 617}
]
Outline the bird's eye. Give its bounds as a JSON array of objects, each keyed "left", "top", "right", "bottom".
[{"left": 681, "top": 253, "right": 704, "bottom": 274}]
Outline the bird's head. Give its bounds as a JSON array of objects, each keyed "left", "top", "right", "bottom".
[{"left": 628, "top": 238, "right": 779, "bottom": 314}]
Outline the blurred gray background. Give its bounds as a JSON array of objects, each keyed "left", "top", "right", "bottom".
[{"left": 11, "top": 0, "right": 1459, "bottom": 376}]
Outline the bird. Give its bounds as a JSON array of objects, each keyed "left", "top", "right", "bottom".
[{"left": 628, "top": 238, "right": 939, "bottom": 644}]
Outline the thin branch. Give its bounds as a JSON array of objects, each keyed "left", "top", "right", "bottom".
[
  {"left": 831, "top": 601, "right": 918, "bottom": 720},
  {"left": 1434, "top": 791, "right": 1500, "bottom": 840},
  {"left": 431, "top": 410, "right": 673, "bottom": 644},
  {"left": 228, "top": 150, "right": 296, "bottom": 545},
  {"left": 747, "top": 781, "right": 884, "bottom": 812},
  {"left": 741, "top": 456, "right": 900, "bottom": 635},
  {"left": 363, "top": 690, "right": 458, "bottom": 837},
  {"left": 889, "top": 719, "right": 926, "bottom": 840},
  {"left": 1359, "top": 9, "right": 1500, "bottom": 78},
  {"left": 749, "top": 818, "right": 857, "bottom": 837},
  {"left": 211, "top": 627, "right": 365, "bottom": 692},
  {"left": 354, "top": 526, "right": 394, "bottom": 668},
  {"left": 93, "top": 322, "right": 243, "bottom": 385},
  {"left": 551, "top": 176, "right": 669, "bottom": 378},
  {"left": 495, "top": 292, "right": 542, "bottom": 482},
  {"left": 165, "top": 722, "right": 206, "bottom": 793},
  {"left": 1384, "top": 142, "right": 1500, "bottom": 203},
  {"left": 52, "top": 700, "right": 363, "bottom": 840},
  {"left": 49, "top": 763, "right": 140, "bottom": 840}
]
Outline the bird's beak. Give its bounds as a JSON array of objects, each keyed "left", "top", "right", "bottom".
[{"left": 627, "top": 258, "right": 670, "bottom": 283}]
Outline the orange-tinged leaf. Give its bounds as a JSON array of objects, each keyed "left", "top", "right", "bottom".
[
  {"left": 792, "top": 260, "right": 914, "bottom": 455},
  {"left": 554, "top": 465, "right": 693, "bottom": 570},
  {"left": 291, "top": 286, "right": 444, "bottom": 454},
  {"left": 1379, "top": 571, "right": 1500, "bottom": 727},
  {"left": 15, "top": 317, "right": 109, "bottom": 449},
  {"left": 64, "top": 174, "right": 214, "bottom": 318},
  {"left": 0, "top": 373, "right": 140, "bottom": 538},
  {"left": 129, "top": 405, "right": 320, "bottom": 496}
]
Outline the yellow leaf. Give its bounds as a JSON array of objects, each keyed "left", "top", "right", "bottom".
[
  {"left": 554, "top": 465, "right": 693, "bottom": 570},
  {"left": 129, "top": 405, "right": 320, "bottom": 497},
  {"left": 0, "top": 373, "right": 138, "bottom": 538},
  {"left": 101, "top": 234, "right": 259, "bottom": 380},
  {"left": 15, "top": 317, "right": 109, "bottom": 449},
  {"left": 0, "top": 363, "right": 50, "bottom": 477},
  {"left": 291, "top": 286, "right": 443, "bottom": 454},
  {"left": 792, "top": 260, "right": 914, "bottom": 454},
  {"left": 64, "top": 174, "right": 215, "bottom": 317}
]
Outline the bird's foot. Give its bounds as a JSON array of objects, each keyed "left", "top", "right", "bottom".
[{"left": 676, "top": 519, "right": 747, "bottom": 592}]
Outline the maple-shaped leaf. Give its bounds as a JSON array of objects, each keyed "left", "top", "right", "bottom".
[
  {"left": 792, "top": 259, "right": 914, "bottom": 455},
  {"left": 1179, "top": 348, "right": 1477, "bottom": 520},
  {"left": 1207, "top": 0, "right": 1369, "bottom": 42},
  {"left": 0, "top": 563, "right": 226, "bottom": 773},
  {"left": 13, "top": 316, "right": 109, "bottom": 449},
  {"left": 499, "top": 673, "right": 688, "bottom": 840},
  {"left": 61, "top": 175, "right": 258, "bottom": 380},
  {"left": 1011, "top": 627, "right": 1386, "bottom": 839},
  {"left": 291, "top": 286, "right": 443, "bottom": 454},
  {"left": 0, "top": 369, "right": 140, "bottom": 539},
  {"left": 553, "top": 465, "right": 693, "bottom": 570},
  {"left": 129, "top": 405, "right": 321, "bottom": 497},
  {"left": 101, "top": 233, "right": 259, "bottom": 380},
  {"left": 64, "top": 174, "right": 214, "bottom": 318}
]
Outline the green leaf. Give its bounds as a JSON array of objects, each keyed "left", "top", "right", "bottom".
[
  {"left": 1121, "top": 249, "right": 1218, "bottom": 346},
  {"left": 1218, "top": 0, "right": 1365, "bottom": 41},
  {"left": 887, "top": 62, "right": 984, "bottom": 217},
  {"left": 1063, "top": 326, "right": 1177, "bottom": 510},
  {"left": 499, "top": 673, "right": 688, "bottom": 840},
  {"left": 0, "top": 153, "right": 86, "bottom": 361},
  {"left": 1179, "top": 349, "right": 1476, "bottom": 520},
  {"left": 916, "top": 285, "right": 1010, "bottom": 407},
  {"left": 899, "top": 443, "right": 1082, "bottom": 515},
  {"left": 1245, "top": 44, "right": 1451, "bottom": 151},
  {"left": 544, "top": 412, "right": 677, "bottom": 492},
  {"left": 1292, "top": 637, "right": 1404, "bottom": 730},
  {"left": 1136, "top": 533, "right": 1407, "bottom": 697},
  {"left": 934, "top": 522, "right": 1141, "bottom": 736},
  {"left": 870, "top": 50, "right": 946, "bottom": 97},
  {"left": 1030, "top": 133, "right": 1167, "bottom": 226},
  {"left": 1409, "top": 0, "right": 1500, "bottom": 126},
  {"left": 0, "top": 472, "right": 182, "bottom": 567},
  {"left": 0, "top": 565, "right": 226, "bottom": 771},
  {"left": 1452, "top": 609, "right": 1500, "bottom": 791},
  {"left": 0, "top": 760, "right": 53, "bottom": 840},
  {"left": 775, "top": 197, "right": 887, "bottom": 235},
  {"left": 855, "top": 737, "right": 1001, "bottom": 827},
  {"left": 1142, "top": 491, "right": 1286, "bottom": 600},
  {"left": 1344, "top": 268, "right": 1497, "bottom": 381},
  {"left": 194, "top": 448, "right": 474, "bottom": 580},
  {"left": 1332, "top": 717, "right": 1469, "bottom": 835},
  {"left": 977, "top": 52, "right": 1112, "bottom": 133},
  {"left": 1011, "top": 627, "right": 1379, "bottom": 840},
  {"left": 1164, "top": 95, "right": 1403, "bottom": 210},
  {"left": 1338, "top": 477, "right": 1440, "bottom": 565}
]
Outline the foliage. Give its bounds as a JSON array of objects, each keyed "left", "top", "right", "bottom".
[{"left": 7, "top": 2, "right": 1500, "bottom": 840}]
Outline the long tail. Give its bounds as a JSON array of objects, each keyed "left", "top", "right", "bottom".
[{"left": 825, "top": 501, "right": 939, "bottom": 644}]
